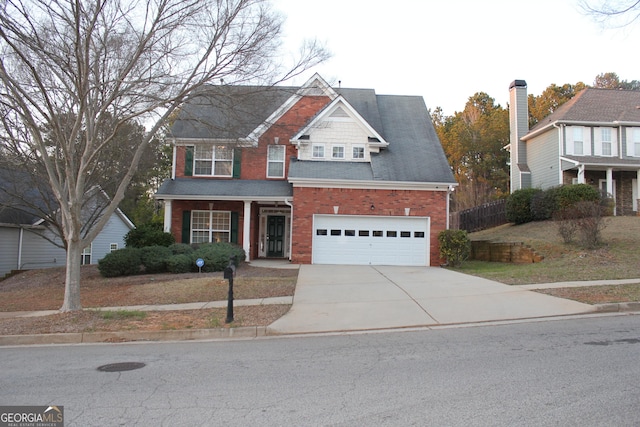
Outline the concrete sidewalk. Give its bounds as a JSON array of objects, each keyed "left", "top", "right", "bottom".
[{"left": 267, "top": 265, "right": 598, "bottom": 335}]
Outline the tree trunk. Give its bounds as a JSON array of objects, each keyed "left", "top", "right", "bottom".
[{"left": 60, "top": 241, "right": 82, "bottom": 312}]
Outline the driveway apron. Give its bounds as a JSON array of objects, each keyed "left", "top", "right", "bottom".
[{"left": 267, "top": 265, "right": 595, "bottom": 334}]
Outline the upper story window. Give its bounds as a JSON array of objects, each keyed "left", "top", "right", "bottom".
[
  {"left": 332, "top": 145, "right": 345, "bottom": 159},
  {"left": 634, "top": 129, "right": 640, "bottom": 157},
  {"left": 573, "top": 127, "right": 584, "bottom": 155},
  {"left": 267, "top": 145, "right": 285, "bottom": 178},
  {"left": 601, "top": 128, "right": 612, "bottom": 156},
  {"left": 194, "top": 145, "right": 233, "bottom": 176},
  {"left": 312, "top": 144, "right": 325, "bottom": 159},
  {"left": 352, "top": 145, "right": 365, "bottom": 160}
]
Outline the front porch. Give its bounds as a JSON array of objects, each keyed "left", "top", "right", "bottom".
[{"left": 563, "top": 166, "right": 640, "bottom": 216}]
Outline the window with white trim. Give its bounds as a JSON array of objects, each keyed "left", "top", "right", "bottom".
[
  {"left": 312, "top": 144, "right": 325, "bottom": 159},
  {"left": 332, "top": 145, "right": 345, "bottom": 159},
  {"left": 573, "top": 127, "right": 584, "bottom": 155},
  {"left": 267, "top": 145, "right": 285, "bottom": 178},
  {"left": 601, "top": 128, "right": 612, "bottom": 156},
  {"left": 81, "top": 244, "right": 92, "bottom": 265},
  {"left": 194, "top": 145, "right": 233, "bottom": 176},
  {"left": 191, "top": 211, "right": 231, "bottom": 243},
  {"left": 635, "top": 129, "right": 640, "bottom": 157},
  {"left": 110, "top": 243, "right": 118, "bottom": 252},
  {"left": 352, "top": 145, "right": 365, "bottom": 159}
]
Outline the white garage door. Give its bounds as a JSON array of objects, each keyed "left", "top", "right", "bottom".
[{"left": 312, "top": 215, "right": 430, "bottom": 266}]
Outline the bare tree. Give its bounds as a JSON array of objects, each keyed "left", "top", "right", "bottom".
[
  {"left": 580, "top": 0, "right": 640, "bottom": 27},
  {"left": 0, "top": 0, "right": 329, "bottom": 311}
]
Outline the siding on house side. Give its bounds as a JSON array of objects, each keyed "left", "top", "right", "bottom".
[{"left": 528, "top": 130, "right": 561, "bottom": 189}]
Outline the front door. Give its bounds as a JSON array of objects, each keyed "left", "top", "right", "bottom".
[{"left": 267, "top": 215, "right": 285, "bottom": 257}]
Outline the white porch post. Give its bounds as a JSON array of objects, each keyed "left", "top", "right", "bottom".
[
  {"left": 243, "top": 200, "right": 251, "bottom": 261},
  {"left": 163, "top": 200, "right": 172, "bottom": 233},
  {"left": 577, "top": 165, "right": 585, "bottom": 184},
  {"left": 606, "top": 168, "right": 615, "bottom": 215}
]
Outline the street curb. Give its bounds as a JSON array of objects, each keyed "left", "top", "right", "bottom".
[
  {"left": 594, "top": 302, "right": 640, "bottom": 313},
  {"left": 0, "top": 326, "right": 267, "bottom": 346}
]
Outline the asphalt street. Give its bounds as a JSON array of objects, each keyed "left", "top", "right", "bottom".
[{"left": 2, "top": 314, "right": 640, "bottom": 426}]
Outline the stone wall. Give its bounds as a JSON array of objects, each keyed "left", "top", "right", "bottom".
[{"left": 470, "top": 240, "right": 543, "bottom": 263}]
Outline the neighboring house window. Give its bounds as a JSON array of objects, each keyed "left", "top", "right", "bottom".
[
  {"left": 81, "top": 244, "right": 92, "bottom": 265},
  {"left": 191, "top": 211, "right": 231, "bottom": 243},
  {"left": 110, "top": 243, "right": 118, "bottom": 252},
  {"left": 312, "top": 144, "right": 325, "bottom": 159},
  {"left": 332, "top": 145, "right": 345, "bottom": 159},
  {"left": 352, "top": 145, "right": 365, "bottom": 159},
  {"left": 267, "top": 145, "right": 285, "bottom": 178},
  {"left": 573, "top": 127, "right": 584, "bottom": 155},
  {"left": 194, "top": 145, "right": 233, "bottom": 176},
  {"left": 601, "top": 128, "right": 612, "bottom": 156}
]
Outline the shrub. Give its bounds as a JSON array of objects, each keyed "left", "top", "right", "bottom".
[
  {"left": 98, "top": 248, "right": 142, "bottom": 277},
  {"left": 573, "top": 201, "right": 608, "bottom": 249},
  {"left": 506, "top": 188, "right": 541, "bottom": 224},
  {"left": 124, "top": 222, "right": 175, "bottom": 248},
  {"left": 530, "top": 186, "right": 559, "bottom": 221},
  {"left": 192, "top": 242, "right": 245, "bottom": 272},
  {"left": 438, "top": 229, "right": 471, "bottom": 268},
  {"left": 552, "top": 207, "right": 579, "bottom": 243},
  {"left": 140, "top": 245, "right": 172, "bottom": 274},
  {"left": 168, "top": 243, "right": 194, "bottom": 255},
  {"left": 166, "top": 254, "right": 193, "bottom": 274},
  {"left": 555, "top": 184, "right": 600, "bottom": 210}
]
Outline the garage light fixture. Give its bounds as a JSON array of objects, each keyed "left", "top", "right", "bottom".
[
  {"left": 333, "top": 206, "right": 339, "bottom": 214},
  {"left": 370, "top": 204, "right": 375, "bottom": 210}
]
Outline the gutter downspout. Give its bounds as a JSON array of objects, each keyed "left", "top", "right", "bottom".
[
  {"left": 553, "top": 123, "right": 565, "bottom": 184},
  {"left": 17, "top": 227, "right": 24, "bottom": 270},
  {"left": 284, "top": 198, "right": 293, "bottom": 261}
]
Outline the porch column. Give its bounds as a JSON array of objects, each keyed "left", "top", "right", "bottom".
[
  {"left": 242, "top": 200, "right": 251, "bottom": 261},
  {"left": 163, "top": 200, "right": 172, "bottom": 233},
  {"left": 577, "top": 165, "right": 585, "bottom": 184},
  {"left": 606, "top": 168, "right": 615, "bottom": 216}
]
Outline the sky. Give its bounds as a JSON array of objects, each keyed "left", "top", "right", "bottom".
[{"left": 273, "top": 0, "right": 640, "bottom": 116}]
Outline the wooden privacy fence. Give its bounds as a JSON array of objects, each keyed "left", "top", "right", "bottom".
[{"left": 450, "top": 199, "right": 508, "bottom": 232}]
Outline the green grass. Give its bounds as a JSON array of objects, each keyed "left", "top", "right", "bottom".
[{"left": 456, "top": 217, "right": 640, "bottom": 285}]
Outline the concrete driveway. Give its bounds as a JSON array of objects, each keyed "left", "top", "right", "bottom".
[{"left": 267, "top": 265, "right": 595, "bottom": 334}]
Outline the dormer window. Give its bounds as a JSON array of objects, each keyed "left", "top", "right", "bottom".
[
  {"left": 312, "top": 144, "right": 325, "bottom": 159},
  {"left": 332, "top": 145, "right": 345, "bottom": 159},
  {"left": 352, "top": 145, "right": 365, "bottom": 160}
]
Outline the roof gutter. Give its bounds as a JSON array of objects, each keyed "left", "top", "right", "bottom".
[{"left": 288, "top": 178, "right": 458, "bottom": 191}]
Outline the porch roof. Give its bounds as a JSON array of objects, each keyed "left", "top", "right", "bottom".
[
  {"left": 562, "top": 155, "right": 640, "bottom": 171},
  {"left": 155, "top": 178, "right": 293, "bottom": 201}
]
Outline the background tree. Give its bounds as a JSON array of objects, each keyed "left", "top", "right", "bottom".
[
  {"left": 580, "top": 0, "right": 640, "bottom": 27},
  {"left": 527, "top": 82, "right": 587, "bottom": 128},
  {"left": 0, "top": 0, "right": 329, "bottom": 311},
  {"left": 593, "top": 72, "right": 640, "bottom": 90},
  {"left": 433, "top": 93, "right": 510, "bottom": 211}
]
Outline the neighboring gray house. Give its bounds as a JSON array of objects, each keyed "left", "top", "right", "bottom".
[
  {"left": 509, "top": 80, "right": 640, "bottom": 215},
  {"left": 0, "top": 182, "right": 135, "bottom": 278}
]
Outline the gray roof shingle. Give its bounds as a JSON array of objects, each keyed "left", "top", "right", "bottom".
[
  {"left": 530, "top": 88, "right": 640, "bottom": 133},
  {"left": 156, "top": 178, "right": 293, "bottom": 199}
]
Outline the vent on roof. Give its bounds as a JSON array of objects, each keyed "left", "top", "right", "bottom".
[
  {"left": 298, "top": 135, "right": 310, "bottom": 140},
  {"left": 330, "top": 107, "right": 349, "bottom": 118},
  {"left": 368, "top": 137, "right": 380, "bottom": 142}
]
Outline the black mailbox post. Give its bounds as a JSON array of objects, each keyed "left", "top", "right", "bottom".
[{"left": 224, "top": 257, "right": 236, "bottom": 323}]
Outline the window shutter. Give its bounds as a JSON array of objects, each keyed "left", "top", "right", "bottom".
[
  {"left": 185, "top": 146, "right": 194, "bottom": 176},
  {"left": 232, "top": 148, "right": 241, "bottom": 178},
  {"left": 231, "top": 212, "right": 239, "bottom": 244},
  {"left": 181, "top": 210, "right": 191, "bottom": 244}
]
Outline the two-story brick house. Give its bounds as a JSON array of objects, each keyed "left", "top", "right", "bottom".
[
  {"left": 509, "top": 80, "right": 640, "bottom": 215},
  {"left": 155, "top": 74, "right": 457, "bottom": 266}
]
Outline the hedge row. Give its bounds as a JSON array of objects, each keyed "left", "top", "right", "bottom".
[
  {"left": 98, "top": 242, "right": 245, "bottom": 277},
  {"left": 506, "top": 184, "right": 605, "bottom": 225}
]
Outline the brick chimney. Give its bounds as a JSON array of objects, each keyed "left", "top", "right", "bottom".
[{"left": 509, "top": 80, "right": 529, "bottom": 192}]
